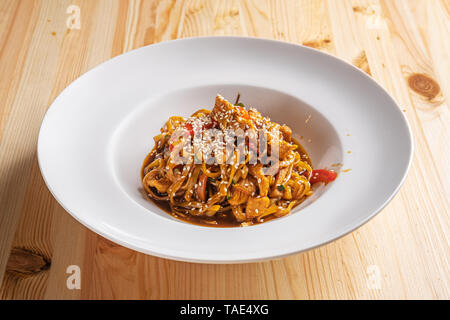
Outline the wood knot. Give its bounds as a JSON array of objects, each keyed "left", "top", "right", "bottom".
[
  {"left": 186, "top": 4, "right": 204, "bottom": 15},
  {"left": 302, "top": 38, "right": 332, "bottom": 50},
  {"left": 97, "top": 236, "right": 123, "bottom": 254},
  {"left": 229, "top": 7, "right": 239, "bottom": 16},
  {"left": 353, "top": 5, "right": 377, "bottom": 15},
  {"left": 6, "top": 248, "right": 50, "bottom": 277},
  {"left": 407, "top": 73, "right": 441, "bottom": 101},
  {"left": 353, "top": 6, "right": 365, "bottom": 13},
  {"left": 353, "top": 51, "right": 372, "bottom": 76}
]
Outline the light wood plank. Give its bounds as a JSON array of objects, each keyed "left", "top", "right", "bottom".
[{"left": 0, "top": 0, "right": 70, "bottom": 292}]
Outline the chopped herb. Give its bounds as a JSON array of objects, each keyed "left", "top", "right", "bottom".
[
  {"left": 232, "top": 179, "right": 237, "bottom": 185},
  {"left": 235, "top": 102, "right": 245, "bottom": 108},
  {"left": 226, "top": 193, "right": 231, "bottom": 200},
  {"left": 207, "top": 177, "right": 216, "bottom": 183},
  {"left": 277, "top": 185, "right": 285, "bottom": 191}
]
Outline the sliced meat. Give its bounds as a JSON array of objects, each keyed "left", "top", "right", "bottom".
[
  {"left": 270, "top": 167, "right": 290, "bottom": 198},
  {"left": 228, "top": 178, "right": 256, "bottom": 206},
  {"left": 279, "top": 124, "right": 292, "bottom": 142},
  {"left": 231, "top": 205, "right": 246, "bottom": 222},
  {"left": 248, "top": 164, "right": 270, "bottom": 197},
  {"left": 245, "top": 196, "right": 270, "bottom": 219},
  {"left": 211, "top": 95, "right": 246, "bottom": 130},
  {"left": 278, "top": 140, "right": 296, "bottom": 160}
]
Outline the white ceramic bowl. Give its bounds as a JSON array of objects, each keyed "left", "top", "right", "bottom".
[{"left": 38, "top": 37, "right": 413, "bottom": 263}]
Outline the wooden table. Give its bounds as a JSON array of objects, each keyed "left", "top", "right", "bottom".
[{"left": 0, "top": 0, "right": 448, "bottom": 300}]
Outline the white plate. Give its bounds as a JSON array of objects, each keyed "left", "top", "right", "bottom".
[{"left": 38, "top": 37, "right": 413, "bottom": 263}]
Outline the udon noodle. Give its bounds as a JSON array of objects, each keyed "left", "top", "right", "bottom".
[{"left": 141, "top": 94, "right": 336, "bottom": 227}]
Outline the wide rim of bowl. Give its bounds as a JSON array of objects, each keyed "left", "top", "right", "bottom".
[{"left": 37, "top": 36, "right": 414, "bottom": 263}]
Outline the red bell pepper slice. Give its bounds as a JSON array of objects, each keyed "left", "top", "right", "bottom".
[{"left": 310, "top": 169, "right": 337, "bottom": 184}]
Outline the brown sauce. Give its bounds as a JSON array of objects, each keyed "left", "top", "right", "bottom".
[{"left": 149, "top": 199, "right": 241, "bottom": 227}]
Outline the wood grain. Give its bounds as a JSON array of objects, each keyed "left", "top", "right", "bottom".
[{"left": 0, "top": 0, "right": 448, "bottom": 300}]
